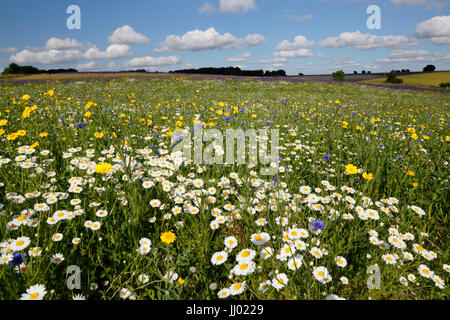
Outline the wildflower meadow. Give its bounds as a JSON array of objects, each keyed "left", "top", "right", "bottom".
[{"left": 0, "top": 77, "right": 448, "bottom": 300}]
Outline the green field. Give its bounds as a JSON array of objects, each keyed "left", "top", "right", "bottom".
[
  {"left": 360, "top": 71, "right": 450, "bottom": 89},
  {"left": 0, "top": 78, "right": 449, "bottom": 300}
]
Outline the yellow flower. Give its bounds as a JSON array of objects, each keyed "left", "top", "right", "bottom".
[
  {"left": 39, "top": 132, "right": 48, "bottom": 137},
  {"left": 30, "top": 141, "right": 39, "bottom": 149},
  {"left": 406, "top": 170, "right": 415, "bottom": 177},
  {"left": 422, "top": 135, "right": 430, "bottom": 140},
  {"left": 345, "top": 164, "right": 358, "bottom": 174},
  {"left": 411, "top": 133, "right": 418, "bottom": 140},
  {"left": 355, "top": 125, "right": 362, "bottom": 131},
  {"left": 84, "top": 111, "right": 91, "bottom": 118},
  {"left": 0, "top": 119, "right": 7, "bottom": 126},
  {"left": 446, "top": 136, "right": 450, "bottom": 142},
  {"left": 362, "top": 172, "right": 374, "bottom": 180},
  {"left": 21, "top": 94, "right": 31, "bottom": 100},
  {"left": 412, "top": 182, "right": 419, "bottom": 188},
  {"left": 0, "top": 129, "right": 4, "bottom": 136},
  {"left": 177, "top": 278, "right": 185, "bottom": 285},
  {"left": 16, "top": 130, "right": 26, "bottom": 136},
  {"left": 94, "top": 132, "right": 104, "bottom": 138},
  {"left": 45, "top": 90, "right": 54, "bottom": 96},
  {"left": 217, "top": 110, "right": 223, "bottom": 115},
  {"left": 407, "top": 128, "right": 416, "bottom": 134},
  {"left": 7, "top": 133, "right": 18, "bottom": 141},
  {"left": 160, "top": 231, "right": 176, "bottom": 244},
  {"left": 95, "top": 162, "right": 112, "bottom": 174},
  {"left": 370, "top": 130, "right": 377, "bottom": 136}
]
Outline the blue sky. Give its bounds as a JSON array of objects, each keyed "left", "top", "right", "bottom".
[{"left": 0, "top": 0, "right": 449, "bottom": 74}]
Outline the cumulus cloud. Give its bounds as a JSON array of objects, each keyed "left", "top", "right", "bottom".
[
  {"left": 155, "top": 27, "right": 245, "bottom": 52},
  {"left": 219, "top": 0, "right": 257, "bottom": 13},
  {"left": 0, "top": 47, "right": 18, "bottom": 54},
  {"left": 375, "top": 49, "right": 450, "bottom": 64},
  {"left": 123, "top": 55, "right": 182, "bottom": 68},
  {"left": 9, "top": 49, "right": 83, "bottom": 65},
  {"left": 227, "top": 52, "right": 251, "bottom": 62},
  {"left": 199, "top": 2, "right": 215, "bottom": 13},
  {"left": 108, "top": 25, "right": 150, "bottom": 44},
  {"left": 244, "top": 34, "right": 265, "bottom": 47},
  {"left": 319, "top": 31, "right": 419, "bottom": 49},
  {"left": 413, "top": 16, "right": 450, "bottom": 44},
  {"left": 75, "top": 61, "right": 98, "bottom": 71},
  {"left": 45, "top": 37, "right": 85, "bottom": 50},
  {"left": 274, "top": 49, "right": 314, "bottom": 59},
  {"left": 276, "top": 35, "right": 315, "bottom": 51},
  {"left": 83, "top": 44, "right": 131, "bottom": 59}
]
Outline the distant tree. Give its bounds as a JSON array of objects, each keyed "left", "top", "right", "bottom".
[
  {"left": 298, "top": 72, "right": 304, "bottom": 76},
  {"left": 406, "top": 69, "right": 410, "bottom": 73},
  {"left": 332, "top": 70, "right": 345, "bottom": 81},
  {"left": 423, "top": 64, "right": 436, "bottom": 72},
  {"left": 367, "top": 71, "right": 371, "bottom": 74},
  {"left": 353, "top": 71, "right": 358, "bottom": 74},
  {"left": 361, "top": 70, "right": 366, "bottom": 74},
  {"left": 386, "top": 70, "right": 403, "bottom": 84}
]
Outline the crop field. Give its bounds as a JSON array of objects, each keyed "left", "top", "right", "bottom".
[
  {"left": 0, "top": 77, "right": 449, "bottom": 300},
  {"left": 360, "top": 71, "right": 450, "bottom": 90}
]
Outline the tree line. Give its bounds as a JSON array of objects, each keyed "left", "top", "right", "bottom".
[
  {"left": 2, "top": 63, "right": 78, "bottom": 75},
  {"left": 170, "top": 66, "right": 286, "bottom": 77}
]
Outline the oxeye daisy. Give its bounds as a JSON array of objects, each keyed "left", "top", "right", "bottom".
[
  {"left": 217, "top": 288, "right": 231, "bottom": 299},
  {"left": 211, "top": 251, "right": 228, "bottom": 265},
  {"left": 52, "top": 233, "right": 63, "bottom": 242},
  {"left": 418, "top": 264, "right": 434, "bottom": 278},
  {"left": 20, "top": 284, "right": 47, "bottom": 300},
  {"left": 232, "top": 261, "right": 256, "bottom": 276},
  {"left": 138, "top": 274, "right": 149, "bottom": 284},
  {"left": 258, "top": 280, "right": 272, "bottom": 293},
  {"left": 272, "top": 273, "right": 289, "bottom": 290},
  {"left": 10, "top": 237, "right": 31, "bottom": 252},
  {"left": 335, "top": 256, "right": 347, "bottom": 267},
  {"left": 229, "top": 282, "right": 246, "bottom": 295},
  {"left": 340, "top": 276, "right": 349, "bottom": 284},
  {"left": 224, "top": 236, "right": 238, "bottom": 250},
  {"left": 95, "top": 209, "right": 108, "bottom": 218},
  {"left": 50, "top": 253, "right": 65, "bottom": 264},
  {"left": 287, "top": 255, "right": 303, "bottom": 271},
  {"left": 236, "top": 249, "right": 256, "bottom": 262}
]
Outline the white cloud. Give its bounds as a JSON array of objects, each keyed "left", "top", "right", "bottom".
[
  {"left": 123, "top": 55, "right": 182, "bottom": 68},
  {"left": 45, "top": 37, "right": 84, "bottom": 50},
  {"left": 286, "top": 13, "right": 313, "bottom": 23},
  {"left": 227, "top": 52, "right": 251, "bottom": 62},
  {"left": 375, "top": 49, "right": 450, "bottom": 64},
  {"left": 83, "top": 44, "right": 131, "bottom": 59},
  {"left": 244, "top": 34, "right": 265, "bottom": 47},
  {"left": 390, "top": 0, "right": 429, "bottom": 5},
  {"left": 413, "top": 16, "right": 450, "bottom": 44},
  {"left": 219, "top": 0, "right": 257, "bottom": 13},
  {"left": 319, "top": 31, "right": 419, "bottom": 49},
  {"left": 9, "top": 49, "right": 83, "bottom": 65},
  {"left": 276, "top": 35, "right": 315, "bottom": 51},
  {"left": 274, "top": 49, "right": 314, "bottom": 59},
  {"left": 0, "top": 47, "right": 18, "bottom": 54},
  {"left": 155, "top": 27, "right": 241, "bottom": 52},
  {"left": 76, "top": 61, "right": 98, "bottom": 71},
  {"left": 108, "top": 25, "right": 150, "bottom": 44},
  {"left": 199, "top": 2, "right": 215, "bottom": 13}
]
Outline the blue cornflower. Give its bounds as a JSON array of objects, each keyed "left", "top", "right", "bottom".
[
  {"left": 75, "top": 122, "right": 86, "bottom": 128},
  {"left": 311, "top": 219, "right": 325, "bottom": 230},
  {"left": 9, "top": 252, "right": 27, "bottom": 266},
  {"left": 322, "top": 154, "right": 331, "bottom": 160}
]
